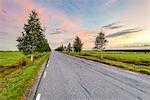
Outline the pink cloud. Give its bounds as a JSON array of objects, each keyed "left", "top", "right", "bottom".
[
  {"left": 12, "top": 0, "right": 48, "bottom": 23},
  {"left": 48, "top": 9, "right": 80, "bottom": 33},
  {"left": 0, "top": 0, "right": 48, "bottom": 29},
  {"left": 61, "top": 20, "right": 77, "bottom": 31},
  {"left": 76, "top": 29, "right": 102, "bottom": 37},
  {"left": 77, "top": 30, "right": 93, "bottom": 37},
  {"left": 76, "top": 30, "right": 95, "bottom": 49},
  {"left": 1, "top": 0, "right": 81, "bottom": 34},
  {"left": 0, "top": 0, "right": 81, "bottom": 49}
]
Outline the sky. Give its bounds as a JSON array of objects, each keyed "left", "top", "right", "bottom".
[{"left": 0, "top": 0, "right": 150, "bottom": 50}]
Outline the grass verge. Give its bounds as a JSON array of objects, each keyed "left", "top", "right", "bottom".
[
  {"left": 0, "top": 52, "right": 50, "bottom": 99},
  {"left": 63, "top": 51, "right": 150, "bottom": 75}
]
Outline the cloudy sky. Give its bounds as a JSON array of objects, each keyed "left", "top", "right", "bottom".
[{"left": 0, "top": 0, "right": 150, "bottom": 50}]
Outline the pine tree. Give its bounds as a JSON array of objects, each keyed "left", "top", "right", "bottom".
[
  {"left": 73, "top": 36, "right": 83, "bottom": 52},
  {"left": 17, "top": 10, "right": 50, "bottom": 61}
]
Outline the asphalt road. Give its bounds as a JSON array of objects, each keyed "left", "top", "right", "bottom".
[{"left": 35, "top": 51, "right": 150, "bottom": 100}]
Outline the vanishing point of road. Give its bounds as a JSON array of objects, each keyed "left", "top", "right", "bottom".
[{"left": 35, "top": 51, "right": 150, "bottom": 100}]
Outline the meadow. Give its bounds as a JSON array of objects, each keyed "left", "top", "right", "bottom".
[
  {"left": 0, "top": 51, "right": 50, "bottom": 99},
  {"left": 0, "top": 51, "right": 25, "bottom": 66},
  {"left": 64, "top": 51, "right": 150, "bottom": 75},
  {"left": 80, "top": 51, "right": 150, "bottom": 66}
]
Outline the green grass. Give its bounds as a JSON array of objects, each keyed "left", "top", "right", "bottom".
[
  {"left": 0, "top": 51, "right": 50, "bottom": 99},
  {"left": 0, "top": 51, "right": 25, "bottom": 66},
  {"left": 80, "top": 51, "right": 150, "bottom": 66},
  {"left": 63, "top": 51, "right": 150, "bottom": 75}
]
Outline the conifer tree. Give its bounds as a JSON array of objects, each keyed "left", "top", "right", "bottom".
[
  {"left": 17, "top": 10, "right": 50, "bottom": 61},
  {"left": 73, "top": 36, "right": 83, "bottom": 52}
]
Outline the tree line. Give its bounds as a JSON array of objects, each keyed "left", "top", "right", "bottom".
[
  {"left": 17, "top": 10, "right": 108, "bottom": 60},
  {"left": 55, "top": 36, "right": 83, "bottom": 52},
  {"left": 55, "top": 32, "right": 108, "bottom": 53}
]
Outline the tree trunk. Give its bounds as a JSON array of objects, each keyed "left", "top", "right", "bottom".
[
  {"left": 100, "top": 50, "right": 103, "bottom": 59},
  {"left": 31, "top": 54, "right": 33, "bottom": 61}
]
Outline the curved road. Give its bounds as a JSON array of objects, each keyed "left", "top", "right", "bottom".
[{"left": 35, "top": 51, "right": 150, "bottom": 100}]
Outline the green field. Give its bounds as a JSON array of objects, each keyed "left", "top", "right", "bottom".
[
  {"left": 80, "top": 51, "right": 150, "bottom": 66},
  {"left": 0, "top": 51, "right": 25, "bottom": 66},
  {"left": 0, "top": 51, "right": 50, "bottom": 99},
  {"left": 64, "top": 51, "right": 150, "bottom": 75}
]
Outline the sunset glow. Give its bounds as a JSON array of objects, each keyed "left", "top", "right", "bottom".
[{"left": 0, "top": 0, "right": 149, "bottom": 50}]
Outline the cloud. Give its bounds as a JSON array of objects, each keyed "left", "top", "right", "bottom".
[
  {"left": 1, "top": 9, "right": 7, "bottom": 14},
  {"left": 0, "top": 0, "right": 48, "bottom": 30},
  {"left": 106, "top": 28, "right": 143, "bottom": 38},
  {"left": 103, "top": 21, "right": 123, "bottom": 29},
  {"left": 64, "top": 38, "right": 73, "bottom": 44},
  {"left": 48, "top": 9, "right": 80, "bottom": 33},
  {"left": 77, "top": 30, "right": 92, "bottom": 37},
  {"left": 108, "top": 26, "right": 123, "bottom": 29},
  {"left": 0, "top": 31, "right": 8, "bottom": 35},
  {"left": 0, "top": 0, "right": 50, "bottom": 50},
  {"left": 49, "top": 28, "right": 66, "bottom": 35},
  {"left": 0, "top": 0, "right": 149, "bottom": 50},
  {"left": 104, "top": 0, "right": 117, "bottom": 7},
  {"left": 76, "top": 30, "right": 96, "bottom": 49},
  {"left": 12, "top": 0, "right": 48, "bottom": 22},
  {"left": 0, "top": 0, "right": 81, "bottom": 50}
]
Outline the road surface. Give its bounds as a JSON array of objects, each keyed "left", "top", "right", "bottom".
[{"left": 35, "top": 51, "right": 150, "bottom": 100}]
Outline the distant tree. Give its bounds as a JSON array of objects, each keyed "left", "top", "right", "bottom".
[
  {"left": 67, "top": 43, "right": 72, "bottom": 52},
  {"left": 60, "top": 45, "right": 64, "bottom": 51},
  {"left": 17, "top": 10, "right": 50, "bottom": 61},
  {"left": 94, "top": 32, "right": 108, "bottom": 59},
  {"left": 73, "top": 36, "right": 83, "bottom": 52},
  {"left": 55, "top": 45, "right": 64, "bottom": 51},
  {"left": 95, "top": 32, "right": 108, "bottom": 50},
  {"left": 64, "top": 46, "right": 67, "bottom": 51}
]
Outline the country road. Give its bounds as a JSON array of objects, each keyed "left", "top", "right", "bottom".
[{"left": 35, "top": 51, "right": 150, "bottom": 100}]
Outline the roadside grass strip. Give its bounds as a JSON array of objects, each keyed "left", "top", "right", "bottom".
[
  {"left": 0, "top": 52, "right": 50, "bottom": 99},
  {"left": 63, "top": 51, "right": 150, "bottom": 75}
]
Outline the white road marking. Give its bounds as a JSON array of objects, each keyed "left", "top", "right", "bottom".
[
  {"left": 47, "top": 64, "right": 49, "bottom": 67},
  {"left": 43, "top": 71, "right": 47, "bottom": 78},
  {"left": 36, "top": 93, "right": 41, "bottom": 100}
]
